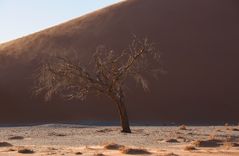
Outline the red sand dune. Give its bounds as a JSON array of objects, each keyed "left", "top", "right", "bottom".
[{"left": 0, "top": 0, "right": 238, "bottom": 124}]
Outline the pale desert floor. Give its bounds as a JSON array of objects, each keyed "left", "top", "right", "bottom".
[{"left": 0, "top": 124, "right": 239, "bottom": 156}]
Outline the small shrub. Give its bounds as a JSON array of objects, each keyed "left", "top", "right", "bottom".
[
  {"left": 224, "top": 142, "right": 239, "bottom": 148},
  {"left": 48, "top": 132, "right": 66, "bottom": 137},
  {"left": 6, "top": 148, "right": 16, "bottom": 152},
  {"left": 166, "top": 139, "right": 179, "bottom": 143},
  {"left": 47, "top": 147, "right": 57, "bottom": 150},
  {"left": 0, "top": 142, "right": 13, "bottom": 147},
  {"left": 209, "top": 134, "right": 216, "bottom": 140},
  {"left": 163, "top": 153, "right": 179, "bottom": 156},
  {"left": 232, "top": 128, "right": 239, "bottom": 131},
  {"left": 184, "top": 145, "right": 197, "bottom": 151},
  {"left": 179, "top": 125, "right": 187, "bottom": 130},
  {"left": 96, "top": 128, "right": 114, "bottom": 133},
  {"left": 94, "top": 153, "right": 105, "bottom": 156},
  {"left": 192, "top": 139, "right": 223, "bottom": 147},
  {"left": 104, "top": 143, "right": 125, "bottom": 150},
  {"left": 121, "top": 147, "right": 151, "bottom": 155},
  {"left": 75, "top": 151, "right": 82, "bottom": 155},
  {"left": 18, "top": 147, "right": 34, "bottom": 154},
  {"left": 8, "top": 136, "right": 24, "bottom": 140}
]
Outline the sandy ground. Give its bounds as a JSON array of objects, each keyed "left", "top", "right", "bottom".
[{"left": 0, "top": 124, "right": 239, "bottom": 155}]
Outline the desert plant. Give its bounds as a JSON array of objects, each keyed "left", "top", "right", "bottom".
[
  {"left": 8, "top": 136, "right": 24, "bottom": 140},
  {"left": 104, "top": 143, "right": 125, "bottom": 150},
  {"left": 165, "top": 138, "right": 179, "bottom": 143},
  {"left": 179, "top": 124, "right": 187, "bottom": 130},
  {"left": 17, "top": 147, "right": 34, "bottom": 154},
  {"left": 163, "top": 153, "right": 179, "bottom": 156},
  {"left": 120, "top": 147, "right": 151, "bottom": 155},
  {"left": 192, "top": 139, "right": 223, "bottom": 147},
  {"left": 184, "top": 145, "right": 196, "bottom": 151},
  {"left": 34, "top": 36, "right": 161, "bottom": 133},
  {"left": 0, "top": 142, "right": 13, "bottom": 147}
]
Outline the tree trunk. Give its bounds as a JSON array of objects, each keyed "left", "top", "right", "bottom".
[{"left": 116, "top": 98, "right": 131, "bottom": 133}]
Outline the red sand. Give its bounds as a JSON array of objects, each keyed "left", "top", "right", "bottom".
[{"left": 0, "top": 0, "right": 238, "bottom": 123}]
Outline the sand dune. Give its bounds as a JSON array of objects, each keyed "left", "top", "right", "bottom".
[{"left": 0, "top": 0, "right": 239, "bottom": 123}]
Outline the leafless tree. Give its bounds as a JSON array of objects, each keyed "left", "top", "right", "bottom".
[{"left": 35, "top": 37, "right": 161, "bottom": 133}]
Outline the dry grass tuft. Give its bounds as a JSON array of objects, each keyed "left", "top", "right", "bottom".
[
  {"left": 184, "top": 145, "right": 197, "bottom": 151},
  {"left": 6, "top": 148, "right": 16, "bottom": 151},
  {"left": 121, "top": 147, "right": 151, "bottom": 155},
  {"left": 8, "top": 136, "right": 24, "bottom": 140},
  {"left": 232, "top": 128, "right": 239, "bottom": 131},
  {"left": 163, "top": 153, "right": 179, "bottom": 156},
  {"left": 18, "top": 147, "right": 34, "bottom": 154},
  {"left": 224, "top": 142, "right": 239, "bottom": 148},
  {"left": 47, "top": 147, "right": 57, "bottom": 151},
  {"left": 75, "top": 151, "right": 83, "bottom": 155},
  {"left": 179, "top": 125, "right": 187, "bottom": 130},
  {"left": 96, "top": 128, "right": 114, "bottom": 133},
  {"left": 48, "top": 132, "right": 66, "bottom": 137},
  {"left": 94, "top": 153, "right": 105, "bottom": 156},
  {"left": 225, "top": 123, "right": 229, "bottom": 127},
  {"left": 177, "top": 136, "right": 188, "bottom": 142},
  {"left": 208, "top": 134, "right": 216, "bottom": 140},
  {"left": 6, "top": 148, "right": 17, "bottom": 152},
  {"left": 192, "top": 139, "right": 223, "bottom": 147},
  {"left": 224, "top": 142, "right": 232, "bottom": 150},
  {"left": 0, "top": 142, "right": 13, "bottom": 147},
  {"left": 232, "top": 143, "right": 239, "bottom": 147},
  {"left": 104, "top": 143, "right": 125, "bottom": 150},
  {"left": 165, "top": 139, "right": 179, "bottom": 143}
]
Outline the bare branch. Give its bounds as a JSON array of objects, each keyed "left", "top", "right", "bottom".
[{"left": 34, "top": 37, "right": 161, "bottom": 101}]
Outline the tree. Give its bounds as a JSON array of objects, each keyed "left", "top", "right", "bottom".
[{"left": 35, "top": 37, "right": 161, "bottom": 133}]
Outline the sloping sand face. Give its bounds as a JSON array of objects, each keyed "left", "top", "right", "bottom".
[
  {"left": 0, "top": 125, "right": 238, "bottom": 156},
  {"left": 0, "top": 0, "right": 239, "bottom": 123}
]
